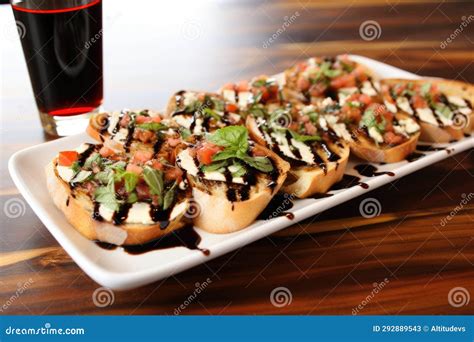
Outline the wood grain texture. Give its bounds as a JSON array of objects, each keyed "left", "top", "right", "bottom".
[{"left": 0, "top": 0, "right": 473, "bottom": 315}]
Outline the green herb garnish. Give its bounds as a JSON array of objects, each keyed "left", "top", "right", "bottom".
[{"left": 136, "top": 122, "right": 168, "bottom": 132}]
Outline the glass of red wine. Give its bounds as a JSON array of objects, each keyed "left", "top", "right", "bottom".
[{"left": 11, "top": 0, "right": 103, "bottom": 136}]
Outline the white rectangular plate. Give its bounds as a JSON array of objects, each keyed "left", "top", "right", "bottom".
[{"left": 8, "top": 55, "right": 474, "bottom": 290}]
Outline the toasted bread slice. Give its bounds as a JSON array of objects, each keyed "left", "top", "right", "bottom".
[
  {"left": 246, "top": 106, "right": 350, "bottom": 198},
  {"left": 176, "top": 127, "right": 290, "bottom": 233},
  {"left": 46, "top": 143, "right": 190, "bottom": 245},
  {"left": 350, "top": 129, "right": 420, "bottom": 163},
  {"left": 282, "top": 55, "right": 380, "bottom": 105},
  {"left": 381, "top": 79, "right": 473, "bottom": 142},
  {"left": 164, "top": 91, "right": 244, "bottom": 134}
]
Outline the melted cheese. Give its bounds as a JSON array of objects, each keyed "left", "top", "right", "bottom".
[
  {"left": 57, "top": 166, "right": 75, "bottom": 182},
  {"left": 447, "top": 96, "right": 467, "bottom": 107},
  {"left": 238, "top": 91, "right": 253, "bottom": 109},
  {"left": 416, "top": 107, "right": 438, "bottom": 126},
  {"left": 361, "top": 81, "right": 377, "bottom": 97},
  {"left": 107, "top": 112, "right": 121, "bottom": 134},
  {"left": 183, "top": 92, "right": 198, "bottom": 106},
  {"left": 174, "top": 115, "right": 193, "bottom": 129},
  {"left": 396, "top": 97, "right": 413, "bottom": 115},
  {"left": 222, "top": 89, "right": 236, "bottom": 104},
  {"left": 338, "top": 87, "right": 358, "bottom": 105},
  {"left": 290, "top": 139, "right": 315, "bottom": 164},
  {"left": 368, "top": 127, "right": 384, "bottom": 143},
  {"left": 384, "top": 100, "right": 397, "bottom": 114}
]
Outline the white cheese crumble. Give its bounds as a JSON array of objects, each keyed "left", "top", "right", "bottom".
[
  {"left": 368, "top": 126, "right": 384, "bottom": 143},
  {"left": 396, "top": 96, "right": 414, "bottom": 115},
  {"left": 416, "top": 107, "right": 438, "bottom": 126},
  {"left": 222, "top": 89, "right": 236, "bottom": 104},
  {"left": 57, "top": 166, "right": 75, "bottom": 183}
]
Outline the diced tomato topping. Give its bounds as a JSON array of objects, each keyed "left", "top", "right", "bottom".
[
  {"left": 165, "top": 167, "right": 183, "bottom": 183},
  {"left": 151, "top": 160, "right": 164, "bottom": 170},
  {"left": 132, "top": 150, "right": 154, "bottom": 164},
  {"left": 330, "top": 74, "right": 356, "bottom": 89},
  {"left": 304, "top": 122, "right": 317, "bottom": 135},
  {"left": 126, "top": 163, "right": 143, "bottom": 175},
  {"left": 297, "top": 61, "right": 308, "bottom": 72},
  {"left": 258, "top": 87, "right": 270, "bottom": 101},
  {"left": 167, "top": 137, "right": 182, "bottom": 148},
  {"left": 136, "top": 115, "right": 152, "bottom": 124},
  {"left": 309, "top": 83, "right": 327, "bottom": 97},
  {"left": 384, "top": 131, "right": 404, "bottom": 145},
  {"left": 225, "top": 103, "right": 239, "bottom": 113},
  {"left": 412, "top": 95, "right": 428, "bottom": 109},
  {"left": 236, "top": 80, "right": 249, "bottom": 92},
  {"left": 347, "top": 93, "right": 372, "bottom": 107},
  {"left": 222, "top": 83, "right": 235, "bottom": 91},
  {"left": 120, "top": 113, "right": 130, "bottom": 127},
  {"left": 134, "top": 129, "right": 155, "bottom": 143},
  {"left": 99, "top": 146, "right": 116, "bottom": 158},
  {"left": 341, "top": 106, "right": 362, "bottom": 123},
  {"left": 136, "top": 182, "right": 151, "bottom": 201},
  {"left": 151, "top": 116, "right": 162, "bottom": 123},
  {"left": 297, "top": 76, "right": 311, "bottom": 91},
  {"left": 352, "top": 65, "right": 369, "bottom": 82},
  {"left": 196, "top": 142, "right": 223, "bottom": 165},
  {"left": 58, "top": 151, "right": 79, "bottom": 167}
]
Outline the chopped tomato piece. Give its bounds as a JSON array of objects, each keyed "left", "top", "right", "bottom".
[
  {"left": 196, "top": 142, "right": 222, "bottom": 165},
  {"left": 304, "top": 122, "right": 317, "bottom": 135},
  {"left": 126, "top": 163, "right": 143, "bottom": 175},
  {"left": 252, "top": 148, "right": 267, "bottom": 157},
  {"left": 297, "top": 76, "right": 311, "bottom": 91},
  {"left": 296, "top": 61, "right": 308, "bottom": 72},
  {"left": 151, "top": 116, "right": 162, "bottom": 123},
  {"left": 236, "top": 80, "right": 249, "bottom": 92},
  {"left": 225, "top": 103, "right": 239, "bottom": 113},
  {"left": 132, "top": 150, "right": 154, "bottom": 164},
  {"left": 151, "top": 160, "right": 164, "bottom": 170},
  {"left": 136, "top": 182, "right": 151, "bottom": 201},
  {"left": 167, "top": 137, "right": 182, "bottom": 147},
  {"left": 134, "top": 129, "right": 155, "bottom": 143},
  {"left": 222, "top": 82, "right": 235, "bottom": 91},
  {"left": 352, "top": 65, "right": 369, "bottom": 82},
  {"left": 341, "top": 106, "right": 362, "bottom": 123},
  {"left": 99, "top": 146, "right": 115, "bottom": 158},
  {"left": 330, "top": 74, "right": 356, "bottom": 89},
  {"left": 165, "top": 167, "right": 183, "bottom": 183},
  {"left": 120, "top": 113, "right": 130, "bottom": 127},
  {"left": 384, "top": 131, "right": 404, "bottom": 145},
  {"left": 58, "top": 151, "right": 79, "bottom": 167},
  {"left": 309, "top": 83, "right": 327, "bottom": 97},
  {"left": 136, "top": 115, "right": 153, "bottom": 124},
  {"left": 411, "top": 95, "right": 428, "bottom": 109}
]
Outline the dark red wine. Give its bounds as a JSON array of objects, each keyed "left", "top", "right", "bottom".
[{"left": 12, "top": 0, "right": 103, "bottom": 116}]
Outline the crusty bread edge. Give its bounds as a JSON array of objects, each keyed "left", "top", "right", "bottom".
[
  {"left": 191, "top": 144, "right": 290, "bottom": 234},
  {"left": 45, "top": 160, "right": 188, "bottom": 245}
]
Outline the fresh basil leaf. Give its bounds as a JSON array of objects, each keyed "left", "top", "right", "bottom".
[
  {"left": 84, "top": 153, "right": 102, "bottom": 170},
  {"left": 360, "top": 109, "right": 385, "bottom": 132},
  {"left": 127, "top": 191, "right": 138, "bottom": 204},
  {"left": 122, "top": 172, "right": 139, "bottom": 193},
  {"left": 208, "top": 126, "right": 249, "bottom": 153},
  {"left": 240, "top": 155, "right": 273, "bottom": 173},
  {"left": 212, "top": 150, "right": 238, "bottom": 162},
  {"left": 179, "top": 128, "right": 192, "bottom": 139},
  {"left": 94, "top": 178, "right": 119, "bottom": 211},
  {"left": 163, "top": 182, "right": 177, "bottom": 210},
  {"left": 143, "top": 166, "right": 164, "bottom": 204},
  {"left": 110, "top": 161, "right": 126, "bottom": 171},
  {"left": 202, "top": 107, "right": 221, "bottom": 121},
  {"left": 70, "top": 161, "right": 80, "bottom": 174},
  {"left": 230, "top": 161, "right": 246, "bottom": 177},
  {"left": 252, "top": 79, "right": 267, "bottom": 87},
  {"left": 71, "top": 170, "right": 92, "bottom": 184},
  {"left": 420, "top": 83, "right": 431, "bottom": 96},
  {"left": 95, "top": 170, "right": 111, "bottom": 184},
  {"left": 201, "top": 160, "right": 229, "bottom": 172},
  {"left": 248, "top": 105, "right": 267, "bottom": 117},
  {"left": 434, "top": 103, "right": 452, "bottom": 119},
  {"left": 136, "top": 122, "right": 168, "bottom": 132},
  {"left": 211, "top": 98, "right": 225, "bottom": 112},
  {"left": 288, "top": 130, "right": 321, "bottom": 143}
]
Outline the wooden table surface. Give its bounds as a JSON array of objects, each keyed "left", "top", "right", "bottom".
[{"left": 1, "top": 0, "right": 473, "bottom": 315}]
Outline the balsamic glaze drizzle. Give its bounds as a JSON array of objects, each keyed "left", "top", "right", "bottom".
[{"left": 354, "top": 164, "right": 395, "bottom": 177}]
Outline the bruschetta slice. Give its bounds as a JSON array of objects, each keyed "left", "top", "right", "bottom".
[
  {"left": 381, "top": 79, "right": 473, "bottom": 142},
  {"left": 176, "top": 126, "right": 290, "bottom": 233},
  {"left": 344, "top": 103, "right": 421, "bottom": 163},
  {"left": 246, "top": 100, "right": 350, "bottom": 198},
  {"left": 283, "top": 55, "right": 380, "bottom": 105},
  {"left": 164, "top": 91, "right": 244, "bottom": 135},
  {"left": 45, "top": 142, "right": 190, "bottom": 245}
]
